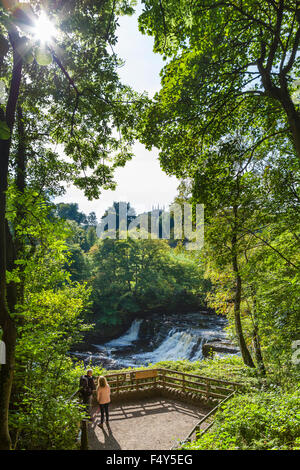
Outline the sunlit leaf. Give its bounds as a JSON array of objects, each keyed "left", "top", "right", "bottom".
[{"left": 35, "top": 47, "right": 52, "bottom": 66}]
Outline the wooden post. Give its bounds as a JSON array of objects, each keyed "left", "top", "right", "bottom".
[
  {"left": 80, "top": 419, "right": 88, "bottom": 450},
  {"left": 161, "top": 369, "right": 165, "bottom": 390},
  {"left": 206, "top": 378, "right": 210, "bottom": 399},
  {"left": 182, "top": 373, "right": 185, "bottom": 393}
]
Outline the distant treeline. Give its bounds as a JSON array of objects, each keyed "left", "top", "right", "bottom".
[{"left": 56, "top": 202, "right": 209, "bottom": 327}]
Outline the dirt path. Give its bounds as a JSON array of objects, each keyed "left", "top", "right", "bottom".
[{"left": 87, "top": 397, "right": 209, "bottom": 450}]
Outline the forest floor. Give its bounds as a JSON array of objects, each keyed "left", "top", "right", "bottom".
[{"left": 87, "top": 397, "right": 210, "bottom": 450}]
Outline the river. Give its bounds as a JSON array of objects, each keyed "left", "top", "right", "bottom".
[{"left": 71, "top": 311, "right": 239, "bottom": 370}]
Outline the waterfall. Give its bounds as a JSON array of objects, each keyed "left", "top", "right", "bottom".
[
  {"left": 84, "top": 312, "right": 232, "bottom": 369},
  {"left": 104, "top": 318, "right": 143, "bottom": 348},
  {"left": 132, "top": 328, "right": 206, "bottom": 364}
]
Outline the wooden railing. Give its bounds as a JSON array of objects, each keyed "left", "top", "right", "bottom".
[
  {"left": 71, "top": 368, "right": 243, "bottom": 450},
  {"left": 101, "top": 368, "right": 243, "bottom": 401},
  {"left": 68, "top": 388, "right": 88, "bottom": 450},
  {"left": 171, "top": 390, "right": 236, "bottom": 449}
]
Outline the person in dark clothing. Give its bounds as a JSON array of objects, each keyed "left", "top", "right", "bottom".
[{"left": 79, "top": 369, "right": 96, "bottom": 419}]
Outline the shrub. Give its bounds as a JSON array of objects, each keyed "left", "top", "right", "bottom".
[{"left": 181, "top": 389, "right": 300, "bottom": 450}]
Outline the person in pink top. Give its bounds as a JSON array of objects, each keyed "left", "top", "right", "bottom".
[{"left": 97, "top": 376, "right": 111, "bottom": 427}]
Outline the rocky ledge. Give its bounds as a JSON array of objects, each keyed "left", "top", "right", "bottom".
[{"left": 202, "top": 339, "right": 239, "bottom": 357}]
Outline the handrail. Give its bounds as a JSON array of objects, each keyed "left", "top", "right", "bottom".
[
  {"left": 103, "top": 368, "right": 244, "bottom": 389},
  {"left": 72, "top": 368, "right": 242, "bottom": 451},
  {"left": 171, "top": 390, "right": 236, "bottom": 449},
  {"left": 154, "top": 368, "right": 243, "bottom": 387},
  {"left": 68, "top": 387, "right": 89, "bottom": 449},
  {"left": 68, "top": 388, "right": 80, "bottom": 401}
]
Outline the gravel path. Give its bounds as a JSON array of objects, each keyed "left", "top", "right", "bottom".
[{"left": 87, "top": 398, "right": 209, "bottom": 450}]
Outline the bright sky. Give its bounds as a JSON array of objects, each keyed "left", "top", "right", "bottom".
[{"left": 56, "top": 2, "right": 179, "bottom": 220}]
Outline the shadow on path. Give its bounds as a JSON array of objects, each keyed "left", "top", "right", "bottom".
[
  {"left": 108, "top": 399, "right": 203, "bottom": 421},
  {"left": 88, "top": 397, "right": 209, "bottom": 450},
  {"left": 89, "top": 421, "right": 122, "bottom": 450}
]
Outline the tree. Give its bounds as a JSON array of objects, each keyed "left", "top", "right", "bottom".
[
  {"left": 136, "top": 0, "right": 300, "bottom": 369},
  {"left": 172, "top": 134, "right": 299, "bottom": 371},
  {"left": 138, "top": 0, "right": 300, "bottom": 161},
  {"left": 56, "top": 203, "right": 87, "bottom": 225},
  {"left": 100, "top": 201, "right": 137, "bottom": 232},
  {"left": 7, "top": 192, "right": 91, "bottom": 449},
  {"left": 0, "top": 0, "right": 139, "bottom": 449},
  {"left": 89, "top": 236, "right": 206, "bottom": 326}
]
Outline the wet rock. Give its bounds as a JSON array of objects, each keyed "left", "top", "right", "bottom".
[{"left": 202, "top": 340, "right": 239, "bottom": 357}]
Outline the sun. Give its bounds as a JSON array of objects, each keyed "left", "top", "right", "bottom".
[{"left": 33, "top": 11, "right": 56, "bottom": 43}]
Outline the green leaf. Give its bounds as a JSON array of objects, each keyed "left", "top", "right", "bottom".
[{"left": 35, "top": 47, "right": 52, "bottom": 66}]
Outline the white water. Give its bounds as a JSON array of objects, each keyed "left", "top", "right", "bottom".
[
  {"left": 131, "top": 328, "right": 204, "bottom": 363},
  {"left": 129, "top": 326, "right": 226, "bottom": 365},
  {"left": 82, "top": 313, "right": 234, "bottom": 369},
  {"left": 103, "top": 318, "right": 143, "bottom": 348}
]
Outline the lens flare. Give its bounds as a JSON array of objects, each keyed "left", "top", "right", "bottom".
[{"left": 34, "top": 12, "right": 56, "bottom": 43}]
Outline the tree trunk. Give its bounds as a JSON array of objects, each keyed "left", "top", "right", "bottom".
[
  {"left": 0, "top": 314, "right": 16, "bottom": 450},
  {"left": 285, "top": 111, "right": 300, "bottom": 161},
  {"left": 259, "top": 63, "right": 300, "bottom": 161},
  {"left": 231, "top": 228, "right": 255, "bottom": 368},
  {"left": 250, "top": 289, "right": 266, "bottom": 376},
  {"left": 14, "top": 104, "right": 26, "bottom": 304},
  {"left": 252, "top": 324, "right": 266, "bottom": 376},
  {"left": 0, "top": 27, "right": 23, "bottom": 450},
  {"left": 0, "top": 140, "right": 16, "bottom": 450}
]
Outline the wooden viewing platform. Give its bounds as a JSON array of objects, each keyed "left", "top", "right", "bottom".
[
  {"left": 101, "top": 368, "right": 243, "bottom": 401},
  {"left": 78, "top": 368, "right": 243, "bottom": 450}
]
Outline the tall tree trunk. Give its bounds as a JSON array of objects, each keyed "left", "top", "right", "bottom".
[
  {"left": 0, "top": 138, "right": 17, "bottom": 450},
  {"left": 9, "top": 105, "right": 27, "bottom": 411},
  {"left": 231, "top": 206, "right": 255, "bottom": 368},
  {"left": 232, "top": 249, "right": 255, "bottom": 368},
  {"left": 250, "top": 289, "right": 266, "bottom": 376},
  {"left": 252, "top": 324, "right": 266, "bottom": 376},
  {"left": 0, "top": 27, "right": 23, "bottom": 450}
]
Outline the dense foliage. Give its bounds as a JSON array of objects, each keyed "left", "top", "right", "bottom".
[
  {"left": 89, "top": 236, "right": 208, "bottom": 326},
  {"left": 0, "top": 0, "right": 140, "bottom": 449},
  {"left": 106, "top": 356, "right": 299, "bottom": 450},
  {"left": 182, "top": 389, "right": 300, "bottom": 451},
  {"left": 0, "top": 0, "right": 299, "bottom": 451},
  {"left": 134, "top": 0, "right": 300, "bottom": 451},
  {"left": 54, "top": 201, "right": 209, "bottom": 327},
  {"left": 5, "top": 190, "right": 92, "bottom": 449}
]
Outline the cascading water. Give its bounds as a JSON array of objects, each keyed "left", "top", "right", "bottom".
[
  {"left": 70, "top": 319, "right": 143, "bottom": 368},
  {"left": 71, "top": 312, "right": 238, "bottom": 369},
  {"left": 127, "top": 322, "right": 229, "bottom": 366},
  {"left": 104, "top": 319, "right": 143, "bottom": 348},
  {"left": 130, "top": 328, "right": 206, "bottom": 363}
]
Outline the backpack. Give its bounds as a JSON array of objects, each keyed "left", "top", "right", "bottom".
[{"left": 79, "top": 375, "right": 89, "bottom": 393}]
